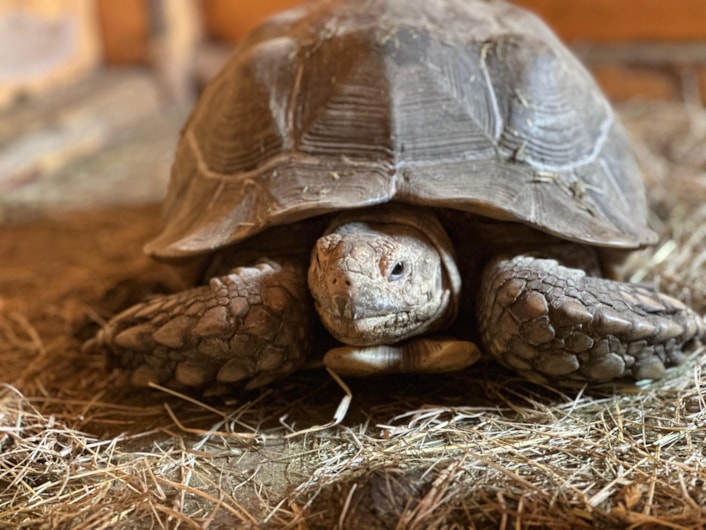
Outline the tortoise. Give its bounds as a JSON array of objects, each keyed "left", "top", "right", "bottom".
[{"left": 88, "top": 0, "right": 703, "bottom": 393}]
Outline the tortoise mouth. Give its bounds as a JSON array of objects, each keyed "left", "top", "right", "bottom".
[{"left": 320, "top": 309, "right": 428, "bottom": 347}]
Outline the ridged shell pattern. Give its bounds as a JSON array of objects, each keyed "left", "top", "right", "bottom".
[{"left": 146, "top": 0, "right": 656, "bottom": 259}]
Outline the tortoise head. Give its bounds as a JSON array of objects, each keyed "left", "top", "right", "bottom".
[{"left": 308, "top": 205, "right": 461, "bottom": 346}]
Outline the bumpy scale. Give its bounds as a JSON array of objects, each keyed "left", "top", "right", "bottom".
[
  {"left": 89, "top": 261, "right": 312, "bottom": 392},
  {"left": 478, "top": 255, "right": 703, "bottom": 382}
]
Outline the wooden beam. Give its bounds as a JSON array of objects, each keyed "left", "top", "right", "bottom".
[{"left": 514, "top": 0, "right": 706, "bottom": 42}]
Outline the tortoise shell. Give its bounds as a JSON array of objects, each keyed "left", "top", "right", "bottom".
[{"left": 145, "top": 0, "right": 656, "bottom": 260}]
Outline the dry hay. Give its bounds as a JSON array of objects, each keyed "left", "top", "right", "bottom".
[{"left": 1, "top": 102, "right": 706, "bottom": 529}]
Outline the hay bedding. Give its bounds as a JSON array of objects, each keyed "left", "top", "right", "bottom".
[{"left": 1, "top": 102, "right": 705, "bottom": 529}]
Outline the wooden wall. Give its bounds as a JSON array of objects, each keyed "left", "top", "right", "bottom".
[
  {"left": 197, "top": 0, "right": 706, "bottom": 43},
  {"left": 516, "top": 0, "right": 706, "bottom": 42},
  {"left": 95, "top": 0, "right": 706, "bottom": 55}
]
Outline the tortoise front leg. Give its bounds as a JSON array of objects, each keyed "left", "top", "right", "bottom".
[
  {"left": 478, "top": 255, "right": 703, "bottom": 382},
  {"left": 85, "top": 260, "right": 312, "bottom": 393}
]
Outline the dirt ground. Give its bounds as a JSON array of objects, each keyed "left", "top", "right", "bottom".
[{"left": 1, "top": 101, "right": 706, "bottom": 529}]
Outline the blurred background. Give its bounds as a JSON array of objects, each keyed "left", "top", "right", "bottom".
[{"left": 2, "top": 0, "right": 705, "bottom": 221}]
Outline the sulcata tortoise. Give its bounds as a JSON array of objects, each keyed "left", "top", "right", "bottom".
[{"left": 88, "top": 0, "right": 703, "bottom": 393}]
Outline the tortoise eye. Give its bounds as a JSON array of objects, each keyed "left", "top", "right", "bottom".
[{"left": 389, "top": 261, "right": 405, "bottom": 280}]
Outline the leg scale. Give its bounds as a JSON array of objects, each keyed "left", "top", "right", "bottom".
[
  {"left": 85, "top": 260, "right": 311, "bottom": 392},
  {"left": 478, "top": 255, "right": 703, "bottom": 382}
]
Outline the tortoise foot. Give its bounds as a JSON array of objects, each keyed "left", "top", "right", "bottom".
[
  {"left": 85, "top": 260, "right": 312, "bottom": 391},
  {"left": 478, "top": 255, "right": 703, "bottom": 382},
  {"left": 324, "top": 336, "right": 479, "bottom": 376}
]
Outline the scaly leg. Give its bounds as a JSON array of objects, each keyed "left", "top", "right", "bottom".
[
  {"left": 478, "top": 255, "right": 703, "bottom": 382},
  {"left": 85, "top": 260, "right": 312, "bottom": 393}
]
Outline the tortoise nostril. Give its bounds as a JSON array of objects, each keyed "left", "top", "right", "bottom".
[{"left": 331, "top": 273, "right": 352, "bottom": 289}]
